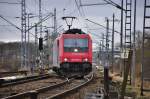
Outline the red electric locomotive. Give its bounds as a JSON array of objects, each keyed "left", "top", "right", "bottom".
[{"left": 53, "top": 29, "right": 92, "bottom": 76}]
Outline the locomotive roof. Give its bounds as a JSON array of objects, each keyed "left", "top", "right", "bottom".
[{"left": 63, "top": 29, "right": 86, "bottom": 34}]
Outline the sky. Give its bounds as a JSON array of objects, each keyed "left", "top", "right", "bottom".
[{"left": 0, "top": 0, "right": 148, "bottom": 49}]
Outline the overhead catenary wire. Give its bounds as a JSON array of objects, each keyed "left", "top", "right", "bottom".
[
  {"left": 74, "top": 0, "right": 87, "bottom": 19},
  {"left": 78, "top": 0, "right": 123, "bottom": 33},
  {"left": 27, "top": 12, "right": 53, "bottom": 32},
  {"left": 80, "top": 1, "right": 109, "bottom": 7},
  {"left": 0, "top": 24, "right": 18, "bottom": 27},
  {"left": 17, "top": 0, "right": 37, "bottom": 16},
  {"left": 106, "top": 0, "right": 119, "bottom": 6},
  {"left": 75, "top": 0, "right": 92, "bottom": 33},
  {"left": 0, "top": 14, "right": 38, "bottom": 38},
  {"left": 103, "top": 0, "right": 126, "bottom": 11},
  {"left": 34, "top": 0, "right": 52, "bottom": 14},
  {"left": 79, "top": 0, "right": 125, "bottom": 11},
  {"left": 0, "top": 15, "right": 21, "bottom": 31},
  {"left": 0, "top": 1, "right": 21, "bottom": 4},
  {"left": 74, "top": 0, "right": 83, "bottom": 16},
  {"left": 86, "top": 19, "right": 120, "bottom": 34},
  {"left": 74, "top": 0, "right": 87, "bottom": 29},
  {"left": 2, "top": 25, "right": 21, "bottom": 36},
  {"left": 0, "top": 0, "right": 121, "bottom": 41}
]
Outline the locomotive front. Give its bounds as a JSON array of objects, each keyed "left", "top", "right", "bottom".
[{"left": 53, "top": 29, "right": 92, "bottom": 76}]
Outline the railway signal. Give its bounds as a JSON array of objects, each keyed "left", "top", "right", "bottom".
[{"left": 39, "top": 38, "right": 43, "bottom": 51}]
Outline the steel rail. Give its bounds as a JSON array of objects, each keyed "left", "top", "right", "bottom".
[
  {"left": 2, "top": 77, "right": 75, "bottom": 99},
  {"left": 2, "top": 74, "right": 92, "bottom": 99},
  {"left": 47, "top": 73, "right": 93, "bottom": 99},
  {"left": 0, "top": 71, "right": 27, "bottom": 75},
  {"left": 0, "top": 74, "right": 54, "bottom": 87}
]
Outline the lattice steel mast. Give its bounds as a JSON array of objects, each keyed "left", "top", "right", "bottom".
[
  {"left": 124, "top": 0, "right": 132, "bottom": 84},
  {"left": 21, "top": 0, "right": 27, "bottom": 69},
  {"left": 141, "top": 0, "right": 150, "bottom": 95}
]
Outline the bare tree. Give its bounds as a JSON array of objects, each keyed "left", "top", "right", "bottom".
[{"left": 135, "top": 30, "right": 143, "bottom": 49}]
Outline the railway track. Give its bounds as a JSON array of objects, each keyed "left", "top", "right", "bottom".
[
  {"left": 47, "top": 73, "right": 93, "bottom": 99},
  {"left": 0, "top": 74, "right": 64, "bottom": 98},
  {"left": 0, "top": 71, "right": 28, "bottom": 77},
  {"left": 0, "top": 74, "right": 59, "bottom": 87},
  {"left": 2, "top": 73, "right": 93, "bottom": 99}
]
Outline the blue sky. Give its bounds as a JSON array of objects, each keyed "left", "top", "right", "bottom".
[{"left": 0, "top": 0, "right": 147, "bottom": 49}]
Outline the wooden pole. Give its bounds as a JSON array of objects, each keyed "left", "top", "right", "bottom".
[{"left": 120, "top": 50, "right": 133, "bottom": 99}]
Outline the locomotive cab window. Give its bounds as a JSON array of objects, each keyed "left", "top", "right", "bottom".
[{"left": 64, "top": 38, "right": 88, "bottom": 52}]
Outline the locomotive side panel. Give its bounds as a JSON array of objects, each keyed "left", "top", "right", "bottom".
[
  {"left": 53, "top": 39, "right": 59, "bottom": 67},
  {"left": 59, "top": 35, "right": 64, "bottom": 64},
  {"left": 88, "top": 35, "right": 92, "bottom": 64}
]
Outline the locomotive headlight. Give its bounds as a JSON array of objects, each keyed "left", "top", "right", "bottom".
[
  {"left": 83, "top": 58, "right": 88, "bottom": 62},
  {"left": 74, "top": 48, "right": 78, "bottom": 52},
  {"left": 64, "top": 58, "right": 68, "bottom": 62}
]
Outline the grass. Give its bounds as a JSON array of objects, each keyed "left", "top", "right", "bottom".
[{"left": 124, "top": 84, "right": 150, "bottom": 99}]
